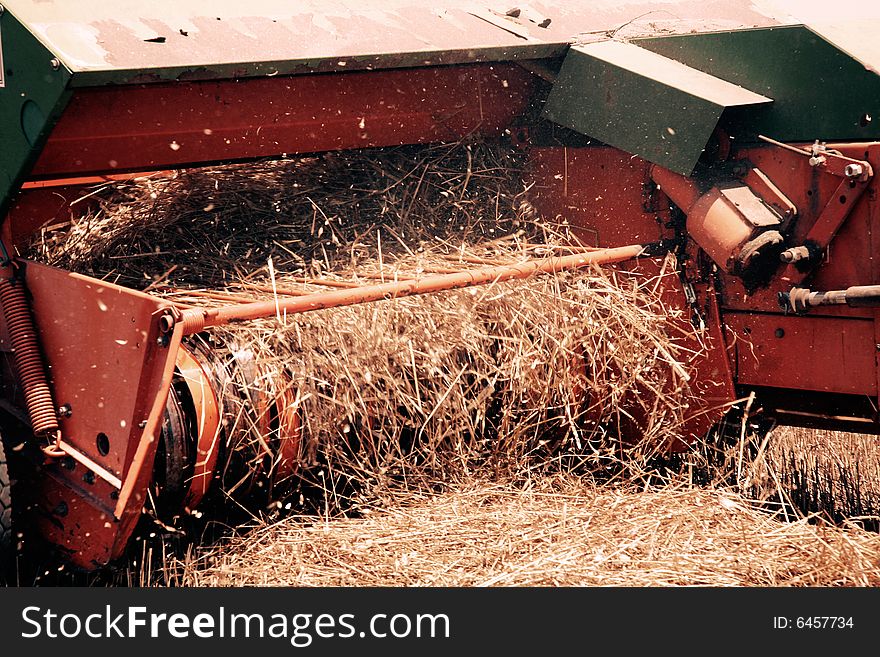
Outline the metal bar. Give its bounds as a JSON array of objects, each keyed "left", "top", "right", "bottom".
[
  {"left": 802, "top": 177, "right": 868, "bottom": 247},
  {"left": 57, "top": 440, "right": 123, "bottom": 490},
  {"left": 113, "top": 320, "right": 184, "bottom": 522},
  {"left": 167, "top": 243, "right": 647, "bottom": 335},
  {"left": 758, "top": 135, "right": 873, "bottom": 179},
  {"left": 757, "top": 134, "right": 810, "bottom": 157}
]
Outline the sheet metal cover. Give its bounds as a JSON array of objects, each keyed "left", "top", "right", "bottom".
[
  {"left": 2, "top": 0, "right": 789, "bottom": 83},
  {"left": 542, "top": 40, "right": 771, "bottom": 174},
  {"left": 809, "top": 20, "right": 880, "bottom": 75},
  {"left": 762, "top": 2, "right": 880, "bottom": 71}
]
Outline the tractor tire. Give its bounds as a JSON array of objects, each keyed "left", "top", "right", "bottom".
[{"left": 0, "top": 437, "right": 13, "bottom": 584}]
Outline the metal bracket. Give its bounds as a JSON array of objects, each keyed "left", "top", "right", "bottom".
[{"left": 758, "top": 134, "right": 873, "bottom": 284}]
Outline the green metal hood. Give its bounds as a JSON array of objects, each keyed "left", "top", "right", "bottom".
[
  {"left": 541, "top": 22, "right": 880, "bottom": 173},
  {"left": 635, "top": 24, "right": 880, "bottom": 146},
  {"left": 0, "top": 8, "right": 71, "bottom": 224},
  {"left": 542, "top": 39, "right": 772, "bottom": 175}
]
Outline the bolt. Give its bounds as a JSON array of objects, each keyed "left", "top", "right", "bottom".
[
  {"left": 50, "top": 58, "right": 61, "bottom": 71},
  {"left": 58, "top": 403, "right": 72, "bottom": 418},
  {"left": 844, "top": 163, "right": 864, "bottom": 178},
  {"left": 780, "top": 246, "right": 810, "bottom": 263},
  {"left": 774, "top": 328, "right": 785, "bottom": 338}
]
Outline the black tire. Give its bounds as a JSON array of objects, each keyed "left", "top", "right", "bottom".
[{"left": 0, "top": 437, "right": 13, "bottom": 584}]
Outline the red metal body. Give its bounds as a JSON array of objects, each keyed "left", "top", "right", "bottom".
[
  {"left": 527, "top": 142, "right": 880, "bottom": 431},
  {"left": 6, "top": 262, "right": 179, "bottom": 568},
  {"left": 0, "top": 63, "right": 542, "bottom": 568},
  {"left": 526, "top": 147, "right": 738, "bottom": 441},
  {"left": 30, "top": 65, "right": 535, "bottom": 178}
]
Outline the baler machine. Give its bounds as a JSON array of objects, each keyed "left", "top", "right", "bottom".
[{"left": 1, "top": 0, "right": 880, "bottom": 571}]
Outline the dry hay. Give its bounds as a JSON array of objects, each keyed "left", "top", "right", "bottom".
[
  {"left": 745, "top": 426, "right": 880, "bottom": 528},
  {"left": 32, "top": 142, "right": 533, "bottom": 288},
  {"left": 171, "top": 252, "right": 699, "bottom": 512},
  {"left": 170, "top": 476, "right": 880, "bottom": 587}
]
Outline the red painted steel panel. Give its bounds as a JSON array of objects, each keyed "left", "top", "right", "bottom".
[
  {"left": 725, "top": 312, "right": 877, "bottom": 395},
  {"left": 527, "top": 145, "right": 736, "bottom": 441},
  {"left": 9, "top": 261, "right": 178, "bottom": 568},
  {"left": 30, "top": 64, "right": 536, "bottom": 178},
  {"left": 527, "top": 146, "right": 668, "bottom": 248},
  {"left": 617, "top": 257, "right": 737, "bottom": 444}
]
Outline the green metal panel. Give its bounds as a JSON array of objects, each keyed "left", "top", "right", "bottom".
[
  {"left": 541, "top": 40, "right": 771, "bottom": 174},
  {"left": 0, "top": 8, "right": 71, "bottom": 217},
  {"left": 635, "top": 25, "right": 880, "bottom": 143}
]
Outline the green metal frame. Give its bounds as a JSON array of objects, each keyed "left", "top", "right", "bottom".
[{"left": 0, "top": 9, "right": 71, "bottom": 218}]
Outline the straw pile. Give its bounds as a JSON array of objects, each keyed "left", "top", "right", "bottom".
[
  {"left": 30, "top": 141, "right": 701, "bottom": 515},
  {"left": 34, "top": 143, "right": 532, "bottom": 287},
  {"left": 170, "top": 476, "right": 880, "bottom": 587}
]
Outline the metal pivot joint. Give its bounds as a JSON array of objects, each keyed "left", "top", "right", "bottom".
[
  {"left": 758, "top": 135, "right": 874, "bottom": 282},
  {"left": 779, "top": 285, "right": 880, "bottom": 314}
]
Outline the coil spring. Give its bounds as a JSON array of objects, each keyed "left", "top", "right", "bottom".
[{"left": 0, "top": 277, "right": 59, "bottom": 438}]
